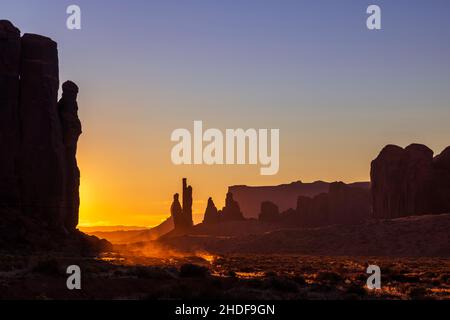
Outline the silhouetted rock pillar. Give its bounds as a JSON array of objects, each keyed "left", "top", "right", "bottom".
[
  {"left": 58, "top": 81, "right": 82, "bottom": 231},
  {"left": 221, "top": 192, "right": 244, "bottom": 221},
  {"left": 203, "top": 197, "right": 219, "bottom": 224},
  {"left": 170, "top": 193, "right": 183, "bottom": 229},
  {"left": 182, "top": 178, "right": 193, "bottom": 228},
  {"left": 19, "top": 33, "right": 66, "bottom": 231},
  {"left": 0, "top": 21, "right": 21, "bottom": 209}
]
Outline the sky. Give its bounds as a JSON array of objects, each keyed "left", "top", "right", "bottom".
[{"left": 1, "top": 0, "right": 450, "bottom": 227}]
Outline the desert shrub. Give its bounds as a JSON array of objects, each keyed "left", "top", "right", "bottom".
[
  {"left": 179, "top": 263, "right": 209, "bottom": 278},
  {"left": 316, "top": 271, "right": 343, "bottom": 284}
]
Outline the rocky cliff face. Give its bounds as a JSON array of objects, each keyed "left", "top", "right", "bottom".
[
  {"left": 284, "top": 182, "right": 372, "bottom": 227},
  {"left": 0, "top": 21, "right": 108, "bottom": 253},
  {"left": 371, "top": 144, "right": 450, "bottom": 219},
  {"left": 432, "top": 147, "right": 450, "bottom": 213},
  {"left": 258, "top": 201, "right": 280, "bottom": 222},
  {"left": 0, "top": 21, "right": 21, "bottom": 212},
  {"left": 229, "top": 181, "right": 370, "bottom": 219},
  {"left": 19, "top": 33, "right": 67, "bottom": 232}
]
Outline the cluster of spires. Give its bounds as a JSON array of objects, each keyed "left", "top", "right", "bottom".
[
  {"left": 170, "top": 178, "right": 194, "bottom": 230},
  {"left": 170, "top": 178, "right": 244, "bottom": 231}
]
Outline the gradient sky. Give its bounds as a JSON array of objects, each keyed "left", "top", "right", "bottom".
[{"left": 2, "top": 0, "right": 450, "bottom": 227}]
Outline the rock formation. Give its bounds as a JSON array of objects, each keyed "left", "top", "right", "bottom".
[
  {"left": 0, "top": 21, "right": 21, "bottom": 213},
  {"left": 182, "top": 178, "right": 194, "bottom": 228},
  {"left": 19, "top": 33, "right": 67, "bottom": 231},
  {"left": 58, "top": 81, "right": 82, "bottom": 231},
  {"left": 327, "top": 182, "right": 372, "bottom": 225},
  {"left": 288, "top": 182, "right": 371, "bottom": 227},
  {"left": 221, "top": 192, "right": 245, "bottom": 221},
  {"left": 170, "top": 193, "right": 184, "bottom": 230},
  {"left": 258, "top": 201, "right": 280, "bottom": 222},
  {"left": 0, "top": 20, "right": 109, "bottom": 253},
  {"left": 229, "top": 181, "right": 370, "bottom": 219},
  {"left": 371, "top": 144, "right": 450, "bottom": 218},
  {"left": 432, "top": 147, "right": 450, "bottom": 213},
  {"left": 170, "top": 179, "right": 194, "bottom": 231},
  {"left": 202, "top": 197, "right": 219, "bottom": 225}
]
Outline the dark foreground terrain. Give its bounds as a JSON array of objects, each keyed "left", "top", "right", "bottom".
[
  {"left": 0, "top": 252, "right": 449, "bottom": 300},
  {"left": 157, "top": 214, "right": 450, "bottom": 256},
  {"left": 2, "top": 215, "right": 449, "bottom": 300}
]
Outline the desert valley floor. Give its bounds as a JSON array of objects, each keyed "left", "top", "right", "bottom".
[{"left": 0, "top": 252, "right": 449, "bottom": 300}]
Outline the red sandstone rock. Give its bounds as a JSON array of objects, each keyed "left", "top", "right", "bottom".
[
  {"left": 221, "top": 192, "right": 245, "bottom": 221},
  {"left": 371, "top": 144, "right": 450, "bottom": 218},
  {"left": 371, "top": 145, "right": 407, "bottom": 219},
  {"left": 203, "top": 197, "right": 219, "bottom": 225},
  {"left": 431, "top": 147, "right": 450, "bottom": 213},
  {"left": 294, "top": 182, "right": 371, "bottom": 227},
  {"left": 258, "top": 201, "right": 280, "bottom": 222}
]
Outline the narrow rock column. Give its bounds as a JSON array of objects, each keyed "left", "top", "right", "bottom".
[
  {"left": 58, "top": 81, "right": 82, "bottom": 231},
  {"left": 170, "top": 193, "right": 183, "bottom": 230},
  {"left": 203, "top": 197, "right": 219, "bottom": 224},
  {"left": 182, "top": 178, "right": 194, "bottom": 228}
]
